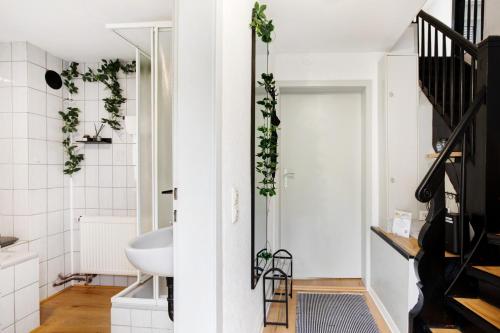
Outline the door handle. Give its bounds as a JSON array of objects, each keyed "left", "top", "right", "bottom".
[{"left": 283, "top": 169, "right": 295, "bottom": 188}]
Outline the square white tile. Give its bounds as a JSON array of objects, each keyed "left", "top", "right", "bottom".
[
  {"left": 113, "top": 144, "right": 127, "bottom": 166},
  {"left": 111, "top": 307, "right": 131, "bottom": 326},
  {"left": 12, "top": 113, "right": 28, "bottom": 139},
  {"left": 131, "top": 309, "right": 152, "bottom": 328},
  {"left": 0, "top": 42, "right": 11, "bottom": 61},
  {"left": 47, "top": 211, "right": 63, "bottom": 235},
  {"left": 27, "top": 42, "right": 46, "bottom": 68},
  {"left": 47, "top": 94, "right": 62, "bottom": 119},
  {"left": 13, "top": 190, "right": 29, "bottom": 215},
  {"left": 29, "top": 164, "right": 47, "bottom": 189},
  {"left": 85, "top": 187, "right": 99, "bottom": 209},
  {"left": 12, "top": 87, "right": 28, "bottom": 113},
  {"left": 13, "top": 164, "right": 28, "bottom": 189},
  {"left": 0, "top": 164, "right": 13, "bottom": 189},
  {"left": 14, "top": 258, "right": 39, "bottom": 290},
  {"left": 27, "top": 63, "right": 46, "bottom": 92},
  {"left": 0, "top": 62, "right": 12, "bottom": 88},
  {"left": 1, "top": 293, "right": 15, "bottom": 328},
  {"left": 112, "top": 188, "right": 127, "bottom": 210},
  {"left": 0, "top": 265, "right": 15, "bottom": 295},
  {"left": 0, "top": 113, "right": 13, "bottom": 139},
  {"left": 98, "top": 145, "right": 113, "bottom": 165},
  {"left": 29, "top": 188, "right": 47, "bottom": 215},
  {"left": 27, "top": 88, "right": 46, "bottom": 116},
  {"left": 47, "top": 188, "right": 63, "bottom": 212},
  {"left": 14, "top": 282, "right": 39, "bottom": 320},
  {"left": 99, "top": 166, "right": 113, "bottom": 187},
  {"left": 0, "top": 87, "right": 12, "bottom": 113},
  {"left": 11, "top": 42, "right": 27, "bottom": 61},
  {"left": 12, "top": 139, "right": 28, "bottom": 164},
  {"left": 113, "top": 166, "right": 127, "bottom": 187},
  {"left": 15, "top": 310, "right": 40, "bottom": 333},
  {"left": 28, "top": 139, "right": 47, "bottom": 164},
  {"left": 28, "top": 213, "right": 47, "bottom": 241},
  {"left": 98, "top": 188, "right": 113, "bottom": 209},
  {"left": 0, "top": 139, "right": 13, "bottom": 164},
  {"left": 47, "top": 233, "right": 64, "bottom": 259},
  {"left": 47, "top": 141, "right": 63, "bottom": 165},
  {"left": 11, "top": 62, "right": 27, "bottom": 87},
  {"left": 28, "top": 237, "right": 47, "bottom": 262},
  {"left": 47, "top": 165, "right": 63, "bottom": 188},
  {"left": 0, "top": 189, "right": 13, "bottom": 215}
]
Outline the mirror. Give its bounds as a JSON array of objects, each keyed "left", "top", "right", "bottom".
[{"left": 251, "top": 29, "right": 269, "bottom": 288}]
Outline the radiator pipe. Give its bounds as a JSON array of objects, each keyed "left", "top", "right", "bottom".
[
  {"left": 53, "top": 273, "right": 96, "bottom": 287},
  {"left": 166, "top": 277, "right": 174, "bottom": 321}
]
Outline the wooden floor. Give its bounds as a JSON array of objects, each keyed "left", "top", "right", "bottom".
[
  {"left": 263, "top": 278, "right": 390, "bottom": 333},
  {"left": 32, "top": 286, "right": 124, "bottom": 333}
]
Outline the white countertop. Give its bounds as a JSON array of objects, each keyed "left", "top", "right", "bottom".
[{"left": 0, "top": 251, "right": 38, "bottom": 269}]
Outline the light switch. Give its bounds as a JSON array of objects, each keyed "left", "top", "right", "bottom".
[{"left": 231, "top": 187, "right": 239, "bottom": 224}]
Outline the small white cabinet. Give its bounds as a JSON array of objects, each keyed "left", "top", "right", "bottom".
[{"left": 379, "top": 54, "right": 421, "bottom": 221}]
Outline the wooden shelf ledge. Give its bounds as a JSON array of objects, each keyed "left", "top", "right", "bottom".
[{"left": 371, "top": 226, "right": 459, "bottom": 260}]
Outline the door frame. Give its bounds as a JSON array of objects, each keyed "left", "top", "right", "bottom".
[{"left": 275, "top": 80, "right": 374, "bottom": 283}]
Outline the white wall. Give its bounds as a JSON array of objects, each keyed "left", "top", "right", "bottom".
[
  {"left": 174, "top": 0, "right": 221, "bottom": 332},
  {"left": 484, "top": 0, "right": 500, "bottom": 36}
]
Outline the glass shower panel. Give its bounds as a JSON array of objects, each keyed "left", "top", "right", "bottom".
[
  {"left": 157, "top": 29, "right": 173, "bottom": 229},
  {"left": 138, "top": 52, "right": 153, "bottom": 234}
]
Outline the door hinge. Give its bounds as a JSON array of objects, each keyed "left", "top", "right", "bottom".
[
  {"left": 173, "top": 210, "right": 177, "bottom": 223},
  {"left": 173, "top": 187, "right": 178, "bottom": 200}
]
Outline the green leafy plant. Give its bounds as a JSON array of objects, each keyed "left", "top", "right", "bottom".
[
  {"left": 61, "top": 62, "right": 80, "bottom": 95},
  {"left": 257, "top": 249, "right": 273, "bottom": 261},
  {"left": 256, "top": 73, "right": 280, "bottom": 197},
  {"left": 60, "top": 62, "right": 84, "bottom": 175},
  {"left": 59, "top": 59, "right": 135, "bottom": 174},
  {"left": 82, "top": 59, "right": 136, "bottom": 130},
  {"left": 250, "top": 2, "right": 274, "bottom": 43},
  {"left": 251, "top": 2, "right": 280, "bottom": 197}
]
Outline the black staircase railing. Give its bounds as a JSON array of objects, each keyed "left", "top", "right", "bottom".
[
  {"left": 411, "top": 9, "right": 490, "bottom": 332},
  {"left": 417, "top": 10, "right": 478, "bottom": 129},
  {"left": 454, "top": 0, "right": 485, "bottom": 44}
]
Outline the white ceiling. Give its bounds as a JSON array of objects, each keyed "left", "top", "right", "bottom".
[
  {"left": 265, "top": 0, "right": 426, "bottom": 53},
  {"left": 0, "top": 0, "right": 172, "bottom": 62}
]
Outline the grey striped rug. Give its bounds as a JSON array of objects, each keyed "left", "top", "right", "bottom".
[{"left": 297, "top": 293, "right": 380, "bottom": 333}]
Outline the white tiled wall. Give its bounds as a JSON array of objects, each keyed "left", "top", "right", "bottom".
[
  {"left": 0, "top": 257, "right": 40, "bottom": 333},
  {"left": 0, "top": 42, "right": 66, "bottom": 301},
  {"left": 67, "top": 62, "right": 137, "bottom": 287},
  {"left": 0, "top": 43, "right": 137, "bottom": 296},
  {"left": 111, "top": 306, "right": 173, "bottom": 333}
]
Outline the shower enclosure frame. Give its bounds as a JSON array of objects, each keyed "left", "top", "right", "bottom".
[{"left": 106, "top": 21, "right": 174, "bottom": 304}]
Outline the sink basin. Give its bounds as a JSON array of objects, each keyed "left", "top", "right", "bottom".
[{"left": 125, "top": 226, "right": 173, "bottom": 276}]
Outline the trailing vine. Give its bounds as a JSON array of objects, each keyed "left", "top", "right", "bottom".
[
  {"left": 251, "top": 2, "right": 280, "bottom": 197},
  {"left": 82, "top": 59, "right": 136, "bottom": 130},
  {"left": 61, "top": 64, "right": 84, "bottom": 175},
  {"left": 59, "top": 60, "right": 136, "bottom": 175}
]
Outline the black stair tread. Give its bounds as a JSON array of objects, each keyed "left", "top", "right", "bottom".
[
  {"left": 487, "top": 233, "right": 500, "bottom": 245},
  {"left": 448, "top": 297, "right": 500, "bottom": 331},
  {"left": 468, "top": 266, "right": 500, "bottom": 289}
]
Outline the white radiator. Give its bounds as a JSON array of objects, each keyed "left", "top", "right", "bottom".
[{"left": 80, "top": 216, "right": 136, "bottom": 276}]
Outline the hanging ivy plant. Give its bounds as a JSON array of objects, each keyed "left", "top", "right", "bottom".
[
  {"left": 61, "top": 63, "right": 84, "bottom": 175},
  {"left": 251, "top": 2, "right": 280, "bottom": 197},
  {"left": 82, "top": 59, "right": 136, "bottom": 130},
  {"left": 250, "top": 2, "right": 274, "bottom": 43},
  {"left": 59, "top": 60, "right": 135, "bottom": 174},
  {"left": 61, "top": 62, "right": 80, "bottom": 95}
]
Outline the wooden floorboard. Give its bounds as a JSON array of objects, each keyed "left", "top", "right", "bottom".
[
  {"left": 32, "top": 286, "right": 124, "bottom": 333},
  {"left": 263, "top": 278, "right": 390, "bottom": 333}
]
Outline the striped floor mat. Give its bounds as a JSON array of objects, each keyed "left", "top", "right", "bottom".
[{"left": 297, "top": 293, "right": 380, "bottom": 333}]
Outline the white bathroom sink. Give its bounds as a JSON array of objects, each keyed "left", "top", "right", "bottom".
[{"left": 125, "top": 226, "right": 173, "bottom": 276}]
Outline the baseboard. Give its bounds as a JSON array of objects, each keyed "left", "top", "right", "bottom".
[{"left": 367, "top": 286, "right": 401, "bottom": 333}]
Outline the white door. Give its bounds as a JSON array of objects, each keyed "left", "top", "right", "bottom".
[{"left": 281, "top": 91, "right": 363, "bottom": 278}]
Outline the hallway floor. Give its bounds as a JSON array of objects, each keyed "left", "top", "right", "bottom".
[
  {"left": 263, "top": 278, "right": 390, "bottom": 333},
  {"left": 33, "top": 286, "right": 124, "bottom": 333}
]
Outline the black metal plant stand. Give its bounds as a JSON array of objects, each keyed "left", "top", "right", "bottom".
[{"left": 263, "top": 249, "right": 293, "bottom": 328}]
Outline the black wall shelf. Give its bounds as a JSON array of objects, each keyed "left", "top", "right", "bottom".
[{"left": 76, "top": 138, "right": 112, "bottom": 144}]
